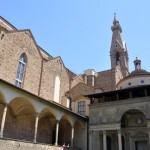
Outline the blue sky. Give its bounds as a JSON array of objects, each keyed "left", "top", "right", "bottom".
[{"left": 1, "top": 0, "right": 150, "bottom": 74}]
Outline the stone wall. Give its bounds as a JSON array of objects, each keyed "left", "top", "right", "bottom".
[
  {"left": 0, "top": 30, "right": 42, "bottom": 95},
  {"left": 71, "top": 75, "right": 84, "bottom": 89},
  {"left": 95, "top": 69, "right": 116, "bottom": 92},
  {"left": 68, "top": 83, "right": 94, "bottom": 100},
  {"left": 0, "top": 30, "right": 70, "bottom": 104},
  {"left": 39, "top": 57, "right": 69, "bottom": 102},
  {"left": 0, "top": 139, "right": 63, "bottom": 150}
]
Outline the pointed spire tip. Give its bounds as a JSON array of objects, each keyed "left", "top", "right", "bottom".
[{"left": 114, "top": 12, "right": 117, "bottom": 21}]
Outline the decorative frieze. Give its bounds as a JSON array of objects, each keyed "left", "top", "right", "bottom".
[{"left": 89, "top": 123, "right": 120, "bottom": 131}]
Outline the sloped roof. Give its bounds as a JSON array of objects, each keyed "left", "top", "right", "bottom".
[
  {"left": 129, "top": 69, "right": 150, "bottom": 76},
  {"left": 66, "top": 82, "right": 94, "bottom": 100}
]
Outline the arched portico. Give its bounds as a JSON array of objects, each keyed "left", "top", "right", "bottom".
[
  {"left": 37, "top": 108, "right": 57, "bottom": 144},
  {"left": 58, "top": 115, "right": 72, "bottom": 146},
  {"left": 74, "top": 120, "right": 86, "bottom": 150},
  {"left": 0, "top": 81, "right": 87, "bottom": 149},
  {"left": 3, "top": 97, "right": 36, "bottom": 141}
]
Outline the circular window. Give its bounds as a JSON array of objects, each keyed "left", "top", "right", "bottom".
[{"left": 136, "top": 118, "right": 142, "bottom": 124}]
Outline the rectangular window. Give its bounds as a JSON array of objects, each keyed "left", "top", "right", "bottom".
[{"left": 78, "top": 101, "right": 85, "bottom": 115}]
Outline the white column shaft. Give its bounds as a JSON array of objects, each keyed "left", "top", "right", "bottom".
[
  {"left": 55, "top": 120, "right": 59, "bottom": 145},
  {"left": 0, "top": 104, "right": 8, "bottom": 138},
  {"left": 33, "top": 113, "right": 39, "bottom": 143},
  {"left": 71, "top": 127, "right": 74, "bottom": 147},
  {"left": 118, "top": 129, "right": 122, "bottom": 150},
  {"left": 103, "top": 130, "right": 107, "bottom": 150},
  {"left": 148, "top": 128, "right": 150, "bottom": 150}
]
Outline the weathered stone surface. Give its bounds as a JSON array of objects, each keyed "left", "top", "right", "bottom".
[{"left": 0, "top": 139, "right": 63, "bottom": 150}]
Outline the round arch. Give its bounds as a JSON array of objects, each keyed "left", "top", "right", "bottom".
[
  {"left": 39, "top": 107, "right": 57, "bottom": 120},
  {"left": 37, "top": 108, "right": 57, "bottom": 144},
  {"left": 58, "top": 114, "right": 72, "bottom": 146},
  {"left": 4, "top": 97, "right": 36, "bottom": 141},
  {"left": 120, "top": 109, "right": 147, "bottom": 128},
  {"left": 74, "top": 120, "right": 86, "bottom": 150},
  {"left": 0, "top": 91, "right": 6, "bottom": 103},
  {"left": 117, "top": 107, "right": 146, "bottom": 123},
  {"left": 9, "top": 96, "right": 37, "bottom": 114},
  {"left": 60, "top": 114, "right": 73, "bottom": 125},
  {"left": 74, "top": 120, "right": 85, "bottom": 129}
]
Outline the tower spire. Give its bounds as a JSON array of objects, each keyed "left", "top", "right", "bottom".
[
  {"left": 114, "top": 12, "right": 117, "bottom": 21},
  {"left": 111, "top": 13, "right": 122, "bottom": 33},
  {"left": 110, "top": 14, "right": 129, "bottom": 77}
]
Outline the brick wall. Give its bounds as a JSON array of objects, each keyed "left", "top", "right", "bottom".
[
  {"left": 39, "top": 57, "right": 69, "bottom": 102},
  {"left": 0, "top": 30, "right": 42, "bottom": 95},
  {"left": 95, "top": 69, "right": 116, "bottom": 92}
]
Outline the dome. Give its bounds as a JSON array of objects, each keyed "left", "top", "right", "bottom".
[
  {"left": 129, "top": 69, "right": 150, "bottom": 76},
  {"left": 117, "top": 58, "right": 150, "bottom": 89}
]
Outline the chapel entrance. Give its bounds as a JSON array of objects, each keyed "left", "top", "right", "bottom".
[
  {"left": 121, "top": 109, "right": 148, "bottom": 150},
  {"left": 135, "top": 141, "right": 148, "bottom": 150}
]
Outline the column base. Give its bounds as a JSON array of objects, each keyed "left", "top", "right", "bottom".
[
  {"left": 0, "top": 134, "right": 3, "bottom": 138},
  {"left": 33, "top": 139, "right": 36, "bottom": 143}
]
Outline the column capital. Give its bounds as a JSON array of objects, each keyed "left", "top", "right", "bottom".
[
  {"left": 117, "top": 129, "right": 122, "bottom": 134},
  {"left": 56, "top": 120, "right": 60, "bottom": 123},
  {"left": 3, "top": 103, "right": 8, "bottom": 107},
  {"left": 103, "top": 130, "right": 107, "bottom": 134},
  {"left": 35, "top": 112, "right": 40, "bottom": 117}
]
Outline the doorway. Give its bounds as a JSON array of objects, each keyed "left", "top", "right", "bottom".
[{"left": 135, "top": 141, "right": 148, "bottom": 150}]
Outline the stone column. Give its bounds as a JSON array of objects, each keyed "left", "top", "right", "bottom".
[
  {"left": 103, "top": 130, "right": 107, "bottom": 150},
  {"left": 148, "top": 128, "right": 150, "bottom": 150},
  {"left": 33, "top": 113, "right": 39, "bottom": 143},
  {"left": 118, "top": 129, "right": 122, "bottom": 150},
  {"left": 55, "top": 120, "right": 59, "bottom": 146},
  {"left": 0, "top": 103, "right": 8, "bottom": 138},
  {"left": 71, "top": 126, "right": 74, "bottom": 147},
  {"left": 89, "top": 130, "right": 93, "bottom": 150}
]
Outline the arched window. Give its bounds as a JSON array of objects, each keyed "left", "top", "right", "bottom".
[
  {"left": 78, "top": 101, "right": 86, "bottom": 115},
  {"left": 53, "top": 76, "right": 60, "bottom": 103},
  {"left": 15, "top": 54, "right": 26, "bottom": 87},
  {"left": 116, "top": 52, "right": 120, "bottom": 65}
]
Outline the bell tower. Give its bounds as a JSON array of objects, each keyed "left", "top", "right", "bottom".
[{"left": 110, "top": 13, "right": 129, "bottom": 77}]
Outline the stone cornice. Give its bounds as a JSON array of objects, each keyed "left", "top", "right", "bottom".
[{"left": 89, "top": 96, "right": 150, "bottom": 109}]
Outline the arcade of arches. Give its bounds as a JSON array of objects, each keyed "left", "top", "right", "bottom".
[{"left": 0, "top": 80, "right": 87, "bottom": 150}]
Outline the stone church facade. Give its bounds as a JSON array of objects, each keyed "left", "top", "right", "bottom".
[{"left": 0, "top": 14, "right": 150, "bottom": 150}]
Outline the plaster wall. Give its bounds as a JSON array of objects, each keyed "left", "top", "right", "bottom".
[{"left": 117, "top": 76, "right": 150, "bottom": 89}]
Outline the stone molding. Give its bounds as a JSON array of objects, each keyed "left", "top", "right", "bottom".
[{"left": 89, "top": 123, "right": 120, "bottom": 131}]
